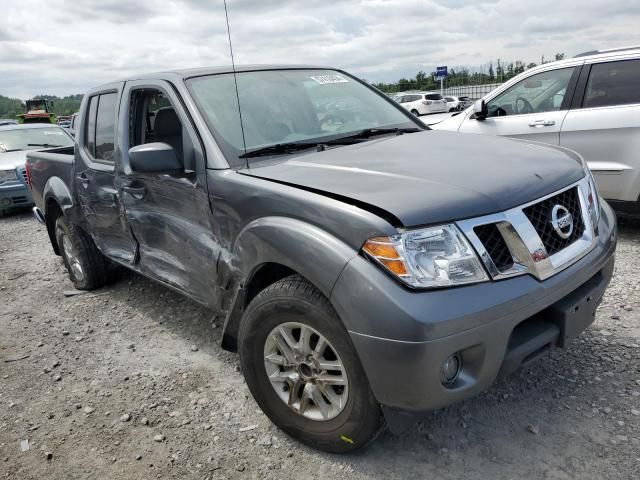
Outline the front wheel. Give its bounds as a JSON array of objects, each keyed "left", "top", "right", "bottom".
[
  {"left": 239, "top": 275, "right": 383, "bottom": 453},
  {"left": 410, "top": 109, "right": 420, "bottom": 116}
]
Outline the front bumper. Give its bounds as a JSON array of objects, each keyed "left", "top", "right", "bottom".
[
  {"left": 330, "top": 201, "right": 617, "bottom": 411},
  {"left": 0, "top": 182, "right": 33, "bottom": 212}
]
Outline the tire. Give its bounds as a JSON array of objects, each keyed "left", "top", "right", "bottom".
[
  {"left": 239, "top": 275, "right": 383, "bottom": 453},
  {"left": 410, "top": 109, "right": 420, "bottom": 116},
  {"left": 55, "top": 216, "right": 112, "bottom": 290}
]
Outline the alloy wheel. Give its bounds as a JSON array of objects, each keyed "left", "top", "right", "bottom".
[
  {"left": 62, "top": 234, "right": 84, "bottom": 282},
  {"left": 263, "top": 322, "right": 349, "bottom": 421}
]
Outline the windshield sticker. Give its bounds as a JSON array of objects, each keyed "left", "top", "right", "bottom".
[{"left": 310, "top": 74, "right": 349, "bottom": 85}]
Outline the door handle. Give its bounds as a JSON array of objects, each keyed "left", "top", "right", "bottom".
[
  {"left": 122, "top": 185, "right": 146, "bottom": 199},
  {"left": 529, "top": 119, "right": 555, "bottom": 127},
  {"left": 76, "top": 173, "right": 89, "bottom": 189}
]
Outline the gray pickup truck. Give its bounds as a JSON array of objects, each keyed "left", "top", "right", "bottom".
[{"left": 27, "top": 65, "right": 617, "bottom": 453}]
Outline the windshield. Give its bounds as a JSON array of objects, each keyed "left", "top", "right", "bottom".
[
  {"left": 186, "top": 69, "right": 416, "bottom": 166},
  {"left": 0, "top": 127, "right": 74, "bottom": 153}
]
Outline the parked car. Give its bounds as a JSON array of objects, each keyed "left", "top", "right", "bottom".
[
  {"left": 444, "top": 96, "right": 461, "bottom": 112},
  {"left": 0, "top": 124, "right": 74, "bottom": 216},
  {"left": 27, "top": 65, "right": 615, "bottom": 453},
  {"left": 395, "top": 92, "right": 448, "bottom": 115},
  {"left": 0, "top": 119, "right": 18, "bottom": 126},
  {"left": 68, "top": 112, "right": 80, "bottom": 137},
  {"left": 457, "top": 96, "right": 474, "bottom": 109},
  {"left": 434, "top": 45, "right": 640, "bottom": 216}
]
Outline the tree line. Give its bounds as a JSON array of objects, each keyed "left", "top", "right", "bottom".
[
  {"left": 371, "top": 53, "right": 566, "bottom": 94},
  {"left": 0, "top": 94, "right": 83, "bottom": 119}
]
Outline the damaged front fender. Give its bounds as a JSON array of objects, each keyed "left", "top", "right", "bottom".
[{"left": 220, "top": 216, "right": 358, "bottom": 351}]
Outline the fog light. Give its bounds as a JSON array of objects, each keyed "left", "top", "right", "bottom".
[
  {"left": 1, "top": 198, "right": 11, "bottom": 207},
  {"left": 440, "top": 354, "right": 461, "bottom": 385}
]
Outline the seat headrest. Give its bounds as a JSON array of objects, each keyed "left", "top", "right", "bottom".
[{"left": 154, "top": 108, "right": 181, "bottom": 137}]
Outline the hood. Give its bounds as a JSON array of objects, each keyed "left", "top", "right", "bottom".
[
  {"left": 242, "top": 130, "right": 585, "bottom": 227},
  {"left": 0, "top": 150, "right": 27, "bottom": 170}
]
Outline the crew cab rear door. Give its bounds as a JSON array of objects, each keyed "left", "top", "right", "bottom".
[
  {"left": 116, "top": 80, "right": 221, "bottom": 308},
  {"left": 75, "top": 83, "right": 137, "bottom": 263}
]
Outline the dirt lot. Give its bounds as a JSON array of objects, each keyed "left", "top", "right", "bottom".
[{"left": 1, "top": 211, "right": 639, "bottom": 480}]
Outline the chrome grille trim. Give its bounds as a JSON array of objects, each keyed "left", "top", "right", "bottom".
[{"left": 456, "top": 177, "right": 596, "bottom": 282}]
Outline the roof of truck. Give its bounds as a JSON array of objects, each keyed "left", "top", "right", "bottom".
[{"left": 90, "top": 64, "right": 336, "bottom": 92}]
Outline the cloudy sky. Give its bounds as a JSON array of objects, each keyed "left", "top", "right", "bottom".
[{"left": 2, "top": 0, "right": 640, "bottom": 99}]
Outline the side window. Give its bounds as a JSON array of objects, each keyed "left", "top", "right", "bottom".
[
  {"left": 129, "top": 88, "right": 184, "bottom": 166},
  {"left": 95, "top": 93, "right": 118, "bottom": 162},
  {"left": 583, "top": 60, "right": 640, "bottom": 108},
  {"left": 85, "top": 96, "right": 98, "bottom": 156},
  {"left": 486, "top": 67, "right": 575, "bottom": 117}
]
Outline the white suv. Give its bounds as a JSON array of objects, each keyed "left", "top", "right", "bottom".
[
  {"left": 395, "top": 92, "right": 448, "bottom": 116},
  {"left": 433, "top": 46, "right": 640, "bottom": 215}
]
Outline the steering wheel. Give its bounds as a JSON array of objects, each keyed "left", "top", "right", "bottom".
[
  {"left": 320, "top": 114, "right": 347, "bottom": 132},
  {"left": 515, "top": 97, "right": 534, "bottom": 115}
]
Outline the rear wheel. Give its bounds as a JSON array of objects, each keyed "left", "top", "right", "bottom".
[
  {"left": 55, "top": 216, "right": 112, "bottom": 290},
  {"left": 239, "top": 275, "right": 383, "bottom": 453}
]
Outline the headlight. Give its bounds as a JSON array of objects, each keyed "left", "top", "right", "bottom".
[
  {"left": 362, "top": 224, "right": 488, "bottom": 288},
  {"left": 584, "top": 164, "right": 601, "bottom": 226},
  {"left": 0, "top": 169, "right": 17, "bottom": 183}
]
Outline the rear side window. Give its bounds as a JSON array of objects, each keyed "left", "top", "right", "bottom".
[
  {"left": 425, "top": 93, "right": 443, "bottom": 100},
  {"left": 445, "top": 97, "right": 454, "bottom": 102},
  {"left": 85, "top": 96, "right": 98, "bottom": 156},
  {"left": 95, "top": 93, "right": 118, "bottom": 162},
  {"left": 84, "top": 92, "right": 117, "bottom": 163},
  {"left": 584, "top": 60, "right": 640, "bottom": 108}
]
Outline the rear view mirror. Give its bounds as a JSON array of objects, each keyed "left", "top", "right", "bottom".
[
  {"left": 473, "top": 99, "right": 488, "bottom": 120},
  {"left": 129, "top": 142, "right": 182, "bottom": 172},
  {"left": 524, "top": 79, "right": 542, "bottom": 89}
]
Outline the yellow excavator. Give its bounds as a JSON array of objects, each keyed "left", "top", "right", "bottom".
[{"left": 17, "top": 99, "right": 57, "bottom": 124}]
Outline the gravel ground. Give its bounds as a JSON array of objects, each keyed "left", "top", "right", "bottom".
[{"left": 1, "top": 210, "right": 639, "bottom": 480}]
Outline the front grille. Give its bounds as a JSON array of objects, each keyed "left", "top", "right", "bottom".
[
  {"left": 474, "top": 223, "right": 514, "bottom": 271},
  {"left": 523, "top": 187, "right": 584, "bottom": 256},
  {"left": 12, "top": 196, "right": 28, "bottom": 204}
]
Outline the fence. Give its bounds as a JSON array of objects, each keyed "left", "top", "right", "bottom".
[
  {"left": 442, "top": 83, "right": 503, "bottom": 99},
  {"left": 380, "top": 82, "right": 504, "bottom": 99}
]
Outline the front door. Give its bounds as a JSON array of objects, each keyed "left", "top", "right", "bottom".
[
  {"left": 459, "top": 66, "right": 580, "bottom": 145},
  {"left": 75, "top": 85, "right": 137, "bottom": 263},
  {"left": 116, "top": 81, "right": 221, "bottom": 308}
]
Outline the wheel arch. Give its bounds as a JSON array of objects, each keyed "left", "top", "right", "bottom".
[
  {"left": 42, "top": 176, "right": 74, "bottom": 255},
  {"left": 44, "top": 197, "right": 64, "bottom": 255},
  {"left": 219, "top": 216, "right": 359, "bottom": 352}
]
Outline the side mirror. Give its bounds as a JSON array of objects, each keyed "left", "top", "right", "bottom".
[
  {"left": 473, "top": 99, "right": 488, "bottom": 120},
  {"left": 128, "top": 142, "right": 182, "bottom": 173}
]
